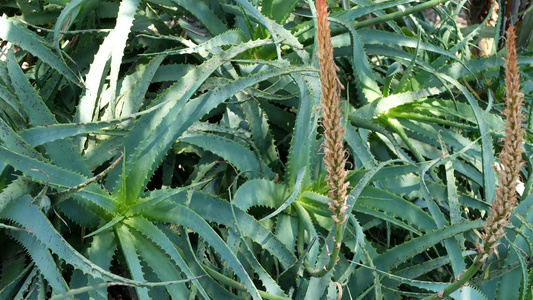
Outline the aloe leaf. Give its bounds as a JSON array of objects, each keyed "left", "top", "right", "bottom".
[
  {"left": 151, "top": 64, "right": 196, "bottom": 83},
  {"left": 346, "top": 159, "right": 403, "bottom": 218},
  {"left": 6, "top": 49, "right": 90, "bottom": 175},
  {"left": 117, "top": 54, "right": 165, "bottom": 120},
  {"left": 0, "top": 146, "right": 78, "bottom": 190},
  {"left": 419, "top": 137, "right": 487, "bottom": 275},
  {"left": 233, "top": 178, "right": 289, "bottom": 211},
  {"left": 180, "top": 130, "right": 274, "bottom": 179},
  {"left": 338, "top": 214, "right": 366, "bottom": 280},
  {"left": 7, "top": 230, "right": 69, "bottom": 295},
  {"left": 159, "top": 225, "right": 243, "bottom": 300},
  {"left": 509, "top": 241, "right": 529, "bottom": 300},
  {"left": 140, "top": 202, "right": 262, "bottom": 299},
  {"left": 258, "top": 98, "right": 295, "bottom": 133},
  {"left": 286, "top": 74, "right": 320, "bottom": 188},
  {"left": 0, "top": 117, "right": 45, "bottom": 163},
  {"left": 230, "top": 0, "right": 310, "bottom": 63},
  {"left": 75, "top": 0, "right": 141, "bottom": 124},
  {"left": 423, "top": 56, "right": 533, "bottom": 87},
  {"left": 353, "top": 260, "right": 489, "bottom": 299},
  {"left": 495, "top": 195, "right": 533, "bottom": 299},
  {"left": 0, "top": 146, "right": 117, "bottom": 213},
  {"left": 170, "top": 0, "right": 227, "bottom": 35},
  {"left": 347, "top": 165, "right": 487, "bottom": 211},
  {"left": 107, "top": 0, "right": 142, "bottom": 119},
  {"left": 108, "top": 38, "right": 271, "bottom": 194},
  {"left": 0, "top": 155, "right": 116, "bottom": 226},
  {"left": 228, "top": 215, "right": 288, "bottom": 298},
  {"left": 426, "top": 181, "right": 489, "bottom": 211},
  {"left": 420, "top": 174, "right": 466, "bottom": 276},
  {"left": 0, "top": 16, "right": 81, "bottom": 86},
  {"left": 276, "top": 228, "right": 317, "bottom": 292},
  {"left": 143, "top": 191, "right": 297, "bottom": 268},
  {"left": 436, "top": 74, "right": 496, "bottom": 202},
  {"left": 53, "top": 0, "right": 83, "bottom": 62},
  {"left": 18, "top": 121, "right": 124, "bottom": 147},
  {"left": 304, "top": 273, "right": 333, "bottom": 300},
  {"left": 326, "top": 281, "right": 339, "bottom": 299},
  {"left": 260, "top": 167, "right": 305, "bottom": 221},
  {"left": 329, "top": 17, "right": 382, "bottom": 102},
  {"left": 240, "top": 90, "right": 279, "bottom": 171},
  {"left": 357, "top": 29, "right": 463, "bottom": 63},
  {"left": 354, "top": 205, "right": 420, "bottom": 234},
  {"left": 412, "top": 283, "right": 488, "bottom": 300},
  {"left": 393, "top": 30, "right": 421, "bottom": 94},
  {"left": 447, "top": 151, "right": 464, "bottom": 246},
  {"left": 84, "top": 215, "right": 124, "bottom": 239},
  {"left": 390, "top": 252, "right": 473, "bottom": 283},
  {"left": 53, "top": 276, "right": 203, "bottom": 300},
  {"left": 144, "top": 29, "right": 246, "bottom": 56},
  {"left": 388, "top": 98, "right": 499, "bottom": 131},
  {"left": 391, "top": 121, "right": 484, "bottom": 187},
  {"left": 349, "top": 115, "right": 417, "bottom": 165},
  {"left": 129, "top": 229, "right": 190, "bottom": 298},
  {"left": 123, "top": 216, "right": 209, "bottom": 299},
  {"left": 53, "top": 200, "right": 100, "bottom": 230},
  {"left": 358, "top": 186, "right": 437, "bottom": 232},
  {"left": 363, "top": 43, "right": 433, "bottom": 71},
  {"left": 0, "top": 264, "right": 34, "bottom": 300},
  {"left": 291, "top": 0, "right": 414, "bottom": 42},
  {"left": 429, "top": 1, "right": 503, "bottom": 71},
  {"left": 118, "top": 61, "right": 314, "bottom": 204},
  {"left": 11, "top": 268, "right": 39, "bottom": 300},
  {"left": 67, "top": 260, "right": 93, "bottom": 297},
  {"left": 274, "top": 214, "right": 298, "bottom": 262},
  {"left": 16, "top": 55, "right": 169, "bottom": 148},
  {"left": 344, "top": 122, "right": 376, "bottom": 168},
  {"left": 125, "top": 181, "right": 205, "bottom": 216},
  {"left": 353, "top": 87, "right": 444, "bottom": 120},
  {"left": 115, "top": 224, "right": 150, "bottom": 299},
  {"left": 296, "top": 191, "right": 333, "bottom": 217},
  {"left": 32, "top": 273, "right": 48, "bottom": 299},
  {"left": 348, "top": 220, "right": 485, "bottom": 297},
  {"left": 262, "top": 0, "right": 299, "bottom": 24},
  {"left": 313, "top": 160, "right": 401, "bottom": 275},
  {"left": 86, "top": 226, "right": 118, "bottom": 300},
  {"left": 0, "top": 195, "right": 149, "bottom": 285},
  {"left": 12, "top": 0, "right": 40, "bottom": 15},
  {"left": 397, "top": 119, "right": 482, "bottom": 164},
  {"left": 293, "top": 200, "right": 321, "bottom": 268},
  {"left": 0, "top": 82, "right": 26, "bottom": 127}
]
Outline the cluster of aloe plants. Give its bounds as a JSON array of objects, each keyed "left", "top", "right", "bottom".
[{"left": 1, "top": 0, "right": 533, "bottom": 299}]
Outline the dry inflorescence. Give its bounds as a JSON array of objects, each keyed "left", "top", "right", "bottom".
[
  {"left": 476, "top": 25, "right": 525, "bottom": 265},
  {"left": 316, "top": 0, "right": 350, "bottom": 229}
]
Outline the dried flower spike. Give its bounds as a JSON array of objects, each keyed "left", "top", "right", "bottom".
[
  {"left": 316, "top": 0, "right": 348, "bottom": 224},
  {"left": 476, "top": 25, "right": 525, "bottom": 266},
  {"left": 314, "top": 0, "right": 349, "bottom": 276}
]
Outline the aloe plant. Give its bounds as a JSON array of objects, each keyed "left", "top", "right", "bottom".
[{"left": 1, "top": 0, "right": 532, "bottom": 299}]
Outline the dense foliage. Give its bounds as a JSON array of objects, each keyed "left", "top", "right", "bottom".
[{"left": 1, "top": 0, "right": 533, "bottom": 299}]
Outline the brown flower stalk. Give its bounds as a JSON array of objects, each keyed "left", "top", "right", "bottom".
[
  {"left": 476, "top": 25, "right": 525, "bottom": 266},
  {"left": 317, "top": 0, "right": 349, "bottom": 227},
  {"left": 315, "top": 0, "right": 349, "bottom": 275},
  {"left": 422, "top": 24, "right": 526, "bottom": 300}
]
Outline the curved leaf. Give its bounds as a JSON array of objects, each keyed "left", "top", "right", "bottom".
[{"left": 0, "top": 16, "right": 81, "bottom": 86}]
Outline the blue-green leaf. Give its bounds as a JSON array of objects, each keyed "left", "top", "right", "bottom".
[{"left": 0, "top": 16, "right": 81, "bottom": 86}]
